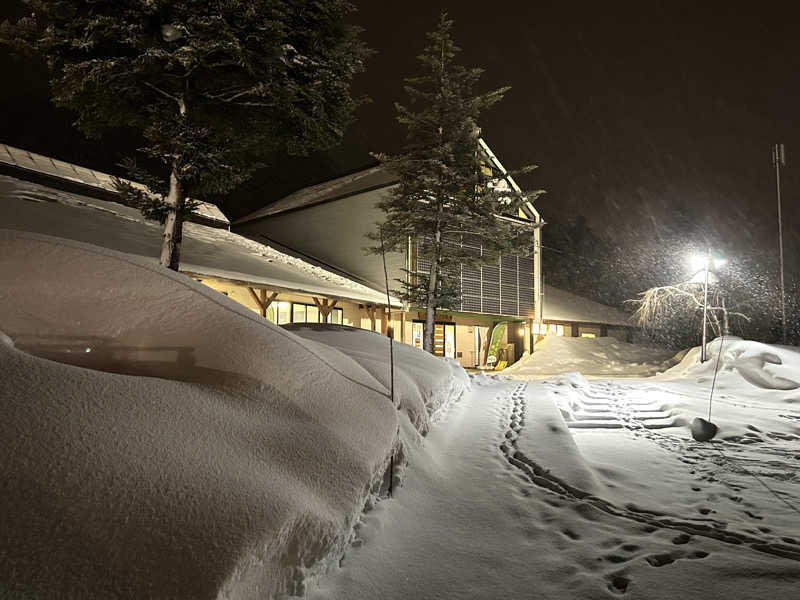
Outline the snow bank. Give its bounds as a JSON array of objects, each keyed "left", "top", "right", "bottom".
[
  {"left": 503, "top": 335, "right": 677, "bottom": 379},
  {"left": 0, "top": 229, "right": 399, "bottom": 598},
  {"left": 284, "top": 324, "right": 470, "bottom": 434},
  {"left": 663, "top": 336, "right": 800, "bottom": 391}
]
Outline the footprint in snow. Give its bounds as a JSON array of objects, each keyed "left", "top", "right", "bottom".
[{"left": 606, "top": 573, "right": 630, "bottom": 594}]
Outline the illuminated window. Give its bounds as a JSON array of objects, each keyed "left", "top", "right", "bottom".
[
  {"left": 412, "top": 322, "right": 424, "bottom": 348},
  {"left": 557, "top": 325, "right": 564, "bottom": 336},
  {"left": 307, "top": 305, "right": 319, "bottom": 323},
  {"left": 581, "top": 332, "right": 596, "bottom": 338},
  {"left": 532, "top": 323, "right": 540, "bottom": 334},
  {"left": 265, "top": 301, "right": 291, "bottom": 324},
  {"left": 412, "top": 321, "right": 455, "bottom": 358},
  {"left": 290, "top": 302, "right": 342, "bottom": 324},
  {"left": 277, "top": 301, "right": 291, "bottom": 324},
  {"left": 292, "top": 304, "right": 306, "bottom": 323}
]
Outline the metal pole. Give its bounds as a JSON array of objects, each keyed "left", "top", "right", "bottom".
[
  {"left": 773, "top": 143, "right": 787, "bottom": 344},
  {"left": 380, "top": 226, "right": 395, "bottom": 498},
  {"left": 701, "top": 251, "right": 710, "bottom": 363}
]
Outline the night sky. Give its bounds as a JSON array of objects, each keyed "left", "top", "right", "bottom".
[{"left": 1, "top": 1, "right": 798, "bottom": 288}]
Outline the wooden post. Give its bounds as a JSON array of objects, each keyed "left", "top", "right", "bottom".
[
  {"left": 367, "top": 305, "right": 377, "bottom": 331},
  {"left": 313, "top": 297, "right": 337, "bottom": 323},
  {"left": 247, "top": 287, "right": 278, "bottom": 318},
  {"left": 400, "top": 312, "right": 407, "bottom": 342},
  {"left": 381, "top": 308, "right": 389, "bottom": 336}
]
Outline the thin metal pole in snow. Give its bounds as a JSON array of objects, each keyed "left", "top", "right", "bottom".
[
  {"left": 380, "top": 226, "right": 396, "bottom": 498},
  {"left": 707, "top": 336, "right": 725, "bottom": 422},
  {"left": 773, "top": 143, "right": 787, "bottom": 344},
  {"left": 701, "top": 252, "right": 710, "bottom": 363}
]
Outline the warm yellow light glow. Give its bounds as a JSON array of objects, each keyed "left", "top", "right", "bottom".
[
  {"left": 518, "top": 327, "right": 525, "bottom": 336},
  {"left": 581, "top": 333, "right": 596, "bottom": 338}
]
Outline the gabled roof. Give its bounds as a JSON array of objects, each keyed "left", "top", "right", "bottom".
[
  {"left": 235, "top": 164, "right": 397, "bottom": 224},
  {"left": 0, "top": 143, "right": 229, "bottom": 227},
  {"left": 0, "top": 173, "right": 400, "bottom": 308},
  {"left": 542, "top": 284, "right": 632, "bottom": 327},
  {"left": 234, "top": 138, "right": 542, "bottom": 224}
]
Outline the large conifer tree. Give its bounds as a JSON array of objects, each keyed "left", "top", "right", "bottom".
[
  {"left": 372, "top": 13, "right": 542, "bottom": 354},
  {"left": 2, "top": 0, "right": 369, "bottom": 270}
]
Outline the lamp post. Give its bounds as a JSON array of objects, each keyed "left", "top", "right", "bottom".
[{"left": 690, "top": 251, "right": 727, "bottom": 363}]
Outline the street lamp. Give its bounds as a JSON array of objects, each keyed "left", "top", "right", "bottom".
[
  {"left": 161, "top": 24, "right": 183, "bottom": 42},
  {"left": 689, "top": 250, "right": 726, "bottom": 363}
]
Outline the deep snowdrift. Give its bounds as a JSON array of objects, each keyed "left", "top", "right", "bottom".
[
  {"left": 662, "top": 336, "right": 800, "bottom": 391},
  {"left": 503, "top": 335, "right": 677, "bottom": 378},
  {"left": 284, "top": 324, "right": 470, "bottom": 434},
  {"left": 0, "top": 229, "right": 463, "bottom": 598}
]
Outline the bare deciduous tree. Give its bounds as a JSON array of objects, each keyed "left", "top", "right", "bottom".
[{"left": 628, "top": 282, "right": 749, "bottom": 338}]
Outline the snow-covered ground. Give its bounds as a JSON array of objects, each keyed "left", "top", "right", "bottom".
[
  {"left": 2, "top": 229, "right": 799, "bottom": 599},
  {"left": 0, "top": 229, "right": 464, "bottom": 598},
  {"left": 311, "top": 337, "right": 800, "bottom": 600}
]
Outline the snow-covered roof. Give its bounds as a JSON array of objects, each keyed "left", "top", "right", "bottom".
[
  {"left": 0, "top": 143, "right": 229, "bottom": 226},
  {"left": 542, "top": 284, "right": 632, "bottom": 327},
  {"left": 235, "top": 164, "right": 397, "bottom": 224},
  {"left": 235, "top": 137, "right": 541, "bottom": 224},
  {"left": 0, "top": 174, "right": 400, "bottom": 307}
]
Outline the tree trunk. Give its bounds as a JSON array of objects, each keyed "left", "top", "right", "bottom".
[
  {"left": 483, "top": 321, "right": 497, "bottom": 365},
  {"left": 423, "top": 216, "right": 443, "bottom": 354},
  {"left": 423, "top": 265, "right": 438, "bottom": 354},
  {"left": 159, "top": 166, "right": 186, "bottom": 271}
]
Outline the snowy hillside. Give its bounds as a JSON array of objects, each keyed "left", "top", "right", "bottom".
[{"left": 0, "top": 229, "right": 463, "bottom": 599}]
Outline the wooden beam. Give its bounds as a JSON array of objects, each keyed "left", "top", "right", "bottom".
[
  {"left": 312, "top": 297, "right": 338, "bottom": 322},
  {"left": 247, "top": 286, "right": 265, "bottom": 317},
  {"left": 264, "top": 291, "right": 278, "bottom": 309},
  {"left": 247, "top": 287, "right": 278, "bottom": 318},
  {"left": 366, "top": 304, "right": 376, "bottom": 331}
]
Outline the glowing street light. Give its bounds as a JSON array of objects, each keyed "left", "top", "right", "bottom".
[{"left": 161, "top": 24, "right": 183, "bottom": 43}]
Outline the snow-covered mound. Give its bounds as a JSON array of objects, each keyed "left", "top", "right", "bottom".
[
  {"left": 503, "top": 335, "right": 677, "bottom": 379},
  {"left": 663, "top": 336, "right": 800, "bottom": 391},
  {"left": 0, "top": 229, "right": 402, "bottom": 598},
  {"left": 284, "top": 324, "right": 469, "bottom": 434}
]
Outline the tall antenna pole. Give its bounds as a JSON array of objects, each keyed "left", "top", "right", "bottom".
[
  {"left": 701, "top": 250, "right": 710, "bottom": 363},
  {"left": 773, "top": 143, "right": 787, "bottom": 344}
]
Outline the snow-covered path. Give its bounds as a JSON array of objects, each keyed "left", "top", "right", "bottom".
[
  {"left": 311, "top": 380, "right": 800, "bottom": 600},
  {"left": 309, "top": 381, "right": 577, "bottom": 599}
]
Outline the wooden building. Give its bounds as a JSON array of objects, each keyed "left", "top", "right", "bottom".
[
  {"left": 234, "top": 139, "right": 544, "bottom": 368},
  {"left": 0, "top": 146, "right": 400, "bottom": 332}
]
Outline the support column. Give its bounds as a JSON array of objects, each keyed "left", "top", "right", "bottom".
[
  {"left": 247, "top": 287, "right": 278, "bottom": 318},
  {"left": 313, "top": 297, "right": 338, "bottom": 323}
]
